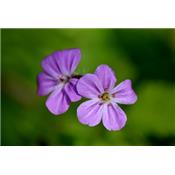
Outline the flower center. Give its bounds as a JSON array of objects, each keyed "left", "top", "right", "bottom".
[
  {"left": 59, "top": 75, "right": 70, "bottom": 84},
  {"left": 100, "top": 92, "right": 111, "bottom": 102}
]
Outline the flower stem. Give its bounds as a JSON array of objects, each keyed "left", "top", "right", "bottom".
[{"left": 71, "top": 74, "right": 83, "bottom": 79}]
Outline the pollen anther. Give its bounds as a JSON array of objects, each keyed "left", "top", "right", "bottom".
[{"left": 100, "top": 92, "right": 111, "bottom": 102}]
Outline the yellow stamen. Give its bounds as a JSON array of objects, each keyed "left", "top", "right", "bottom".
[{"left": 101, "top": 92, "right": 110, "bottom": 102}]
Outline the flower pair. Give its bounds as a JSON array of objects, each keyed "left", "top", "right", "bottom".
[{"left": 37, "top": 48, "right": 137, "bottom": 131}]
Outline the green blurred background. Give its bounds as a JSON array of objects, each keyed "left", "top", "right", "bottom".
[{"left": 1, "top": 29, "right": 175, "bottom": 146}]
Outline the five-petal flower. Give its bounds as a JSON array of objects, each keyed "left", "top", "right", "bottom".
[
  {"left": 76, "top": 64, "right": 137, "bottom": 131},
  {"left": 37, "top": 48, "right": 81, "bottom": 115}
]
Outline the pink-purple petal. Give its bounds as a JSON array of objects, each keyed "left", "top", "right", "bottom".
[
  {"left": 53, "top": 48, "right": 81, "bottom": 76},
  {"left": 111, "top": 80, "right": 137, "bottom": 104},
  {"left": 64, "top": 78, "right": 81, "bottom": 102},
  {"left": 102, "top": 103, "right": 127, "bottom": 131},
  {"left": 77, "top": 99, "right": 103, "bottom": 127},
  {"left": 41, "top": 55, "right": 61, "bottom": 78},
  {"left": 46, "top": 87, "right": 70, "bottom": 115},
  {"left": 77, "top": 74, "right": 104, "bottom": 99},
  {"left": 37, "top": 72, "right": 57, "bottom": 96},
  {"left": 95, "top": 64, "right": 116, "bottom": 90}
]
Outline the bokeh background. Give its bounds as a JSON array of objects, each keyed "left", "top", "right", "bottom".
[{"left": 1, "top": 29, "right": 175, "bottom": 146}]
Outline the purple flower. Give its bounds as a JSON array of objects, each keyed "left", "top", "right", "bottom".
[
  {"left": 37, "top": 48, "right": 82, "bottom": 115},
  {"left": 76, "top": 65, "right": 137, "bottom": 131}
]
